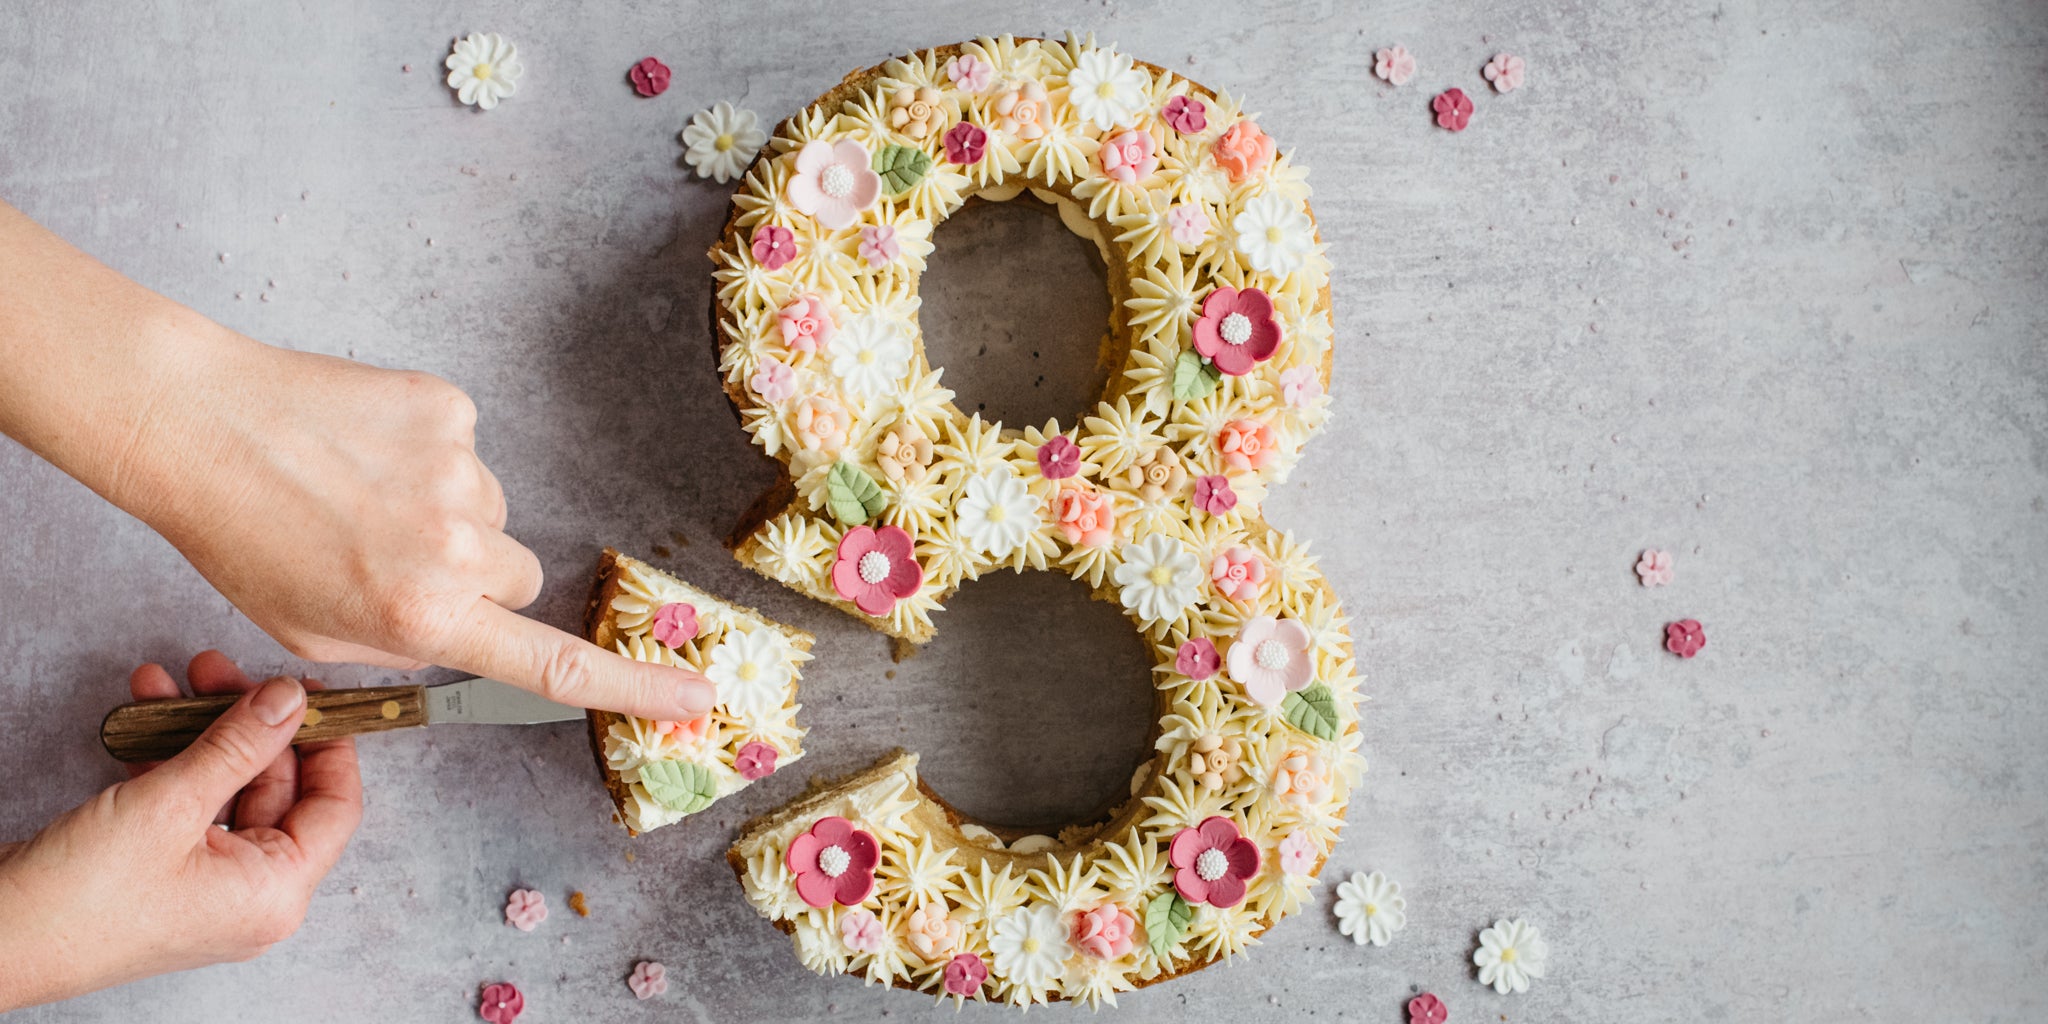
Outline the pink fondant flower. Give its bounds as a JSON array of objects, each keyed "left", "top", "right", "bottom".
[
  {"left": 1433, "top": 88, "right": 1474, "bottom": 132},
  {"left": 777, "top": 293, "right": 837, "bottom": 355},
  {"left": 1212, "top": 121, "right": 1275, "bottom": 182},
  {"left": 1636, "top": 548, "right": 1674, "bottom": 587},
  {"left": 1483, "top": 52, "right": 1527, "bottom": 94},
  {"left": 1409, "top": 992, "right": 1449, "bottom": 1024},
  {"left": 839, "top": 908, "right": 885, "bottom": 953},
  {"left": 946, "top": 54, "right": 994, "bottom": 93},
  {"left": 1176, "top": 637, "right": 1221, "bottom": 680},
  {"left": 785, "top": 815, "right": 879, "bottom": 908},
  {"left": 479, "top": 982, "right": 524, "bottom": 1024},
  {"left": 627, "top": 961, "right": 668, "bottom": 1000},
  {"left": 1228, "top": 615, "right": 1314, "bottom": 706},
  {"left": 942, "top": 953, "right": 988, "bottom": 998},
  {"left": 750, "top": 224, "right": 795, "bottom": 270},
  {"left": 504, "top": 889, "right": 547, "bottom": 931},
  {"left": 1167, "top": 203, "right": 1210, "bottom": 246},
  {"left": 651, "top": 602, "right": 698, "bottom": 648},
  {"left": 1036, "top": 435, "right": 1080, "bottom": 479},
  {"left": 628, "top": 57, "right": 671, "bottom": 97},
  {"left": 943, "top": 121, "right": 987, "bottom": 165},
  {"left": 734, "top": 741, "right": 778, "bottom": 780},
  {"left": 1162, "top": 94, "right": 1208, "bottom": 134},
  {"left": 786, "top": 139, "right": 882, "bottom": 230},
  {"left": 858, "top": 224, "right": 900, "bottom": 267},
  {"left": 1052, "top": 485, "right": 1115, "bottom": 547},
  {"left": 908, "top": 902, "right": 965, "bottom": 960},
  {"left": 1099, "top": 129, "right": 1158, "bottom": 184},
  {"left": 831, "top": 525, "right": 923, "bottom": 617},
  {"left": 1666, "top": 619, "right": 1706, "bottom": 658},
  {"left": 1281, "top": 365, "right": 1323, "bottom": 408},
  {"left": 1192, "top": 474, "right": 1238, "bottom": 515},
  {"left": 1168, "top": 815, "right": 1260, "bottom": 907},
  {"left": 1217, "top": 419, "right": 1276, "bottom": 473},
  {"left": 1192, "top": 286, "right": 1281, "bottom": 376},
  {"left": 1071, "top": 904, "right": 1137, "bottom": 960},
  {"left": 794, "top": 395, "right": 848, "bottom": 452},
  {"left": 1374, "top": 45, "right": 1417, "bottom": 86},
  {"left": 1277, "top": 829, "right": 1317, "bottom": 876},
  {"left": 1209, "top": 546, "right": 1266, "bottom": 603},
  {"left": 750, "top": 357, "right": 795, "bottom": 402},
  {"left": 657, "top": 714, "right": 713, "bottom": 758}
]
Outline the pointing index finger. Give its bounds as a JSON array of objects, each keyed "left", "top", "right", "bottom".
[{"left": 434, "top": 597, "right": 717, "bottom": 720}]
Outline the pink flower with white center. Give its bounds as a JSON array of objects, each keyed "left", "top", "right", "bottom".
[
  {"left": 1192, "top": 474, "right": 1237, "bottom": 515},
  {"left": 942, "top": 953, "right": 987, "bottom": 998},
  {"left": 1099, "top": 129, "right": 1157, "bottom": 184},
  {"left": 858, "top": 224, "right": 900, "bottom": 267},
  {"left": 1162, "top": 94, "right": 1208, "bottom": 134},
  {"left": 1277, "top": 829, "right": 1317, "bottom": 876},
  {"left": 1217, "top": 419, "right": 1276, "bottom": 472},
  {"left": 651, "top": 602, "right": 698, "bottom": 647},
  {"left": 479, "top": 982, "right": 523, "bottom": 1024},
  {"left": 1036, "top": 434, "right": 1081, "bottom": 478},
  {"left": 628, "top": 57, "right": 671, "bottom": 98},
  {"left": 1192, "top": 286, "right": 1282, "bottom": 377},
  {"left": 1209, "top": 546, "right": 1265, "bottom": 602},
  {"left": 1228, "top": 615, "right": 1314, "bottom": 706},
  {"left": 943, "top": 121, "right": 986, "bottom": 165},
  {"left": 1167, "top": 203, "right": 1210, "bottom": 246},
  {"left": 750, "top": 224, "right": 795, "bottom": 270},
  {"left": 1071, "top": 904, "right": 1137, "bottom": 959},
  {"left": 1281, "top": 365, "right": 1323, "bottom": 408},
  {"left": 777, "top": 293, "right": 836, "bottom": 355},
  {"left": 1168, "top": 815, "right": 1261, "bottom": 907},
  {"left": 1483, "top": 52, "right": 1527, "bottom": 94},
  {"left": 785, "top": 815, "right": 880, "bottom": 908},
  {"left": 830, "top": 525, "right": 923, "bottom": 617},
  {"left": 1409, "top": 992, "right": 1449, "bottom": 1024},
  {"left": 1374, "top": 45, "right": 1417, "bottom": 86},
  {"left": 839, "top": 908, "right": 885, "bottom": 953},
  {"left": 750, "top": 357, "right": 795, "bottom": 402},
  {"left": 504, "top": 889, "right": 547, "bottom": 931},
  {"left": 1433, "top": 88, "right": 1474, "bottom": 132},
  {"left": 734, "top": 740, "right": 778, "bottom": 780},
  {"left": 1666, "top": 619, "right": 1706, "bottom": 658},
  {"left": 946, "top": 54, "right": 994, "bottom": 93},
  {"left": 1175, "top": 637, "right": 1220, "bottom": 680},
  {"left": 627, "top": 961, "right": 668, "bottom": 1000},
  {"left": 786, "top": 139, "right": 882, "bottom": 230},
  {"left": 1636, "top": 548, "right": 1674, "bottom": 587}
]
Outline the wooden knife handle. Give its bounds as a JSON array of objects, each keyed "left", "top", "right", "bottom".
[{"left": 100, "top": 685, "right": 427, "bottom": 763}]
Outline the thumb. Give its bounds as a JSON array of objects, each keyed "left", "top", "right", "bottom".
[
  {"left": 139, "top": 677, "right": 307, "bottom": 821},
  {"left": 435, "top": 597, "right": 716, "bottom": 720}
]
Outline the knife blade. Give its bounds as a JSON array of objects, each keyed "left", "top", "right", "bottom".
[{"left": 99, "top": 677, "right": 585, "bottom": 764}]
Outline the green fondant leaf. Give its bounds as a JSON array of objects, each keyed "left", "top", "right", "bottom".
[
  {"left": 825, "top": 461, "right": 888, "bottom": 526},
  {"left": 1281, "top": 683, "right": 1341, "bottom": 741},
  {"left": 1172, "top": 349, "right": 1222, "bottom": 401},
  {"left": 1144, "top": 890, "right": 1192, "bottom": 962},
  {"left": 638, "top": 760, "right": 717, "bottom": 814},
  {"left": 873, "top": 144, "right": 933, "bottom": 196}
]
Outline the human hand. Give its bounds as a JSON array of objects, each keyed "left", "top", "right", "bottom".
[{"left": 0, "top": 652, "right": 360, "bottom": 1011}]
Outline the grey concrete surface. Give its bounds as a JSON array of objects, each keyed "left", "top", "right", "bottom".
[{"left": 3, "top": 1, "right": 2045, "bottom": 1021}]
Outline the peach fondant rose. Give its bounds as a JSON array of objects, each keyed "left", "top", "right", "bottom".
[
  {"left": 907, "top": 902, "right": 964, "bottom": 960},
  {"left": 1052, "top": 484, "right": 1115, "bottom": 547},
  {"left": 1217, "top": 418, "right": 1275, "bottom": 472},
  {"left": 994, "top": 82, "right": 1049, "bottom": 140},
  {"left": 1126, "top": 446, "right": 1187, "bottom": 502},
  {"left": 1212, "top": 120, "right": 1275, "bottom": 182},
  {"left": 795, "top": 395, "right": 848, "bottom": 452},
  {"left": 876, "top": 422, "right": 934, "bottom": 485}
]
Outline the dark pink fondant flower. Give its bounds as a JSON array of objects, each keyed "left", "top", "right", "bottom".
[
  {"left": 1175, "top": 637, "right": 1220, "bottom": 680},
  {"left": 1666, "top": 619, "right": 1706, "bottom": 658},
  {"left": 785, "top": 815, "right": 879, "bottom": 908},
  {"left": 1433, "top": 88, "right": 1474, "bottom": 131},
  {"left": 734, "top": 741, "right": 778, "bottom": 780},
  {"left": 831, "top": 525, "right": 923, "bottom": 617},
  {"left": 479, "top": 982, "right": 524, "bottom": 1024},
  {"left": 628, "top": 57, "right": 671, "bottom": 97},
  {"left": 750, "top": 224, "right": 795, "bottom": 270},
  {"left": 943, "top": 953, "right": 987, "bottom": 997},
  {"left": 1191, "top": 286, "right": 1281, "bottom": 377},
  {"left": 943, "top": 121, "right": 987, "bottom": 165},
  {"left": 1036, "top": 435, "right": 1081, "bottom": 479},
  {"left": 1409, "top": 992, "right": 1448, "bottom": 1024},
  {"left": 1162, "top": 94, "right": 1207, "bottom": 134},
  {"left": 1193, "top": 474, "right": 1238, "bottom": 515},
  {"left": 1168, "top": 815, "right": 1260, "bottom": 907},
  {"left": 651, "top": 602, "right": 698, "bottom": 647}
]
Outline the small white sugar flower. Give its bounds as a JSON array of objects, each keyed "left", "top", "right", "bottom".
[
  {"left": 1232, "top": 193, "right": 1314, "bottom": 277},
  {"left": 703, "top": 628, "right": 795, "bottom": 719},
  {"left": 1333, "top": 871, "right": 1406, "bottom": 946},
  {"left": 828, "top": 313, "right": 913, "bottom": 398},
  {"left": 445, "top": 33, "right": 523, "bottom": 111},
  {"left": 1473, "top": 917, "right": 1548, "bottom": 995},
  {"left": 1066, "top": 47, "right": 1149, "bottom": 131},
  {"left": 955, "top": 468, "right": 1040, "bottom": 558},
  {"left": 987, "top": 904, "right": 1071, "bottom": 996},
  {"left": 681, "top": 101, "right": 767, "bottom": 184},
  {"left": 1113, "top": 533, "right": 1202, "bottom": 624}
]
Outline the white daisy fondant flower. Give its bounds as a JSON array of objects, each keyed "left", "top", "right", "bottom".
[
  {"left": 703, "top": 628, "right": 795, "bottom": 719},
  {"left": 1113, "top": 533, "right": 1203, "bottom": 624},
  {"left": 955, "top": 468, "right": 1039, "bottom": 558},
  {"left": 1066, "top": 47, "right": 1149, "bottom": 131},
  {"left": 682, "top": 102, "right": 768, "bottom": 184},
  {"left": 988, "top": 903, "right": 1071, "bottom": 995},
  {"left": 1232, "top": 193, "right": 1315, "bottom": 277},
  {"left": 445, "top": 33, "right": 523, "bottom": 111},
  {"left": 829, "top": 313, "right": 914, "bottom": 397},
  {"left": 1333, "top": 871, "right": 1406, "bottom": 946},
  {"left": 1474, "top": 917, "right": 1548, "bottom": 995}
]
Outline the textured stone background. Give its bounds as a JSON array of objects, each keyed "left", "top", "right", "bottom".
[{"left": 3, "top": 1, "right": 2045, "bottom": 1021}]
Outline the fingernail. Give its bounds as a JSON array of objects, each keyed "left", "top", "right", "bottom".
[
  {"left": 252, "top": 677, "right": 306, "bottom": 726},
  {"left": 674, "top": 677, "right": 716, "bottom": 716}
]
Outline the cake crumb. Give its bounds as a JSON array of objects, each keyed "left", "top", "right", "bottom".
[
  {"left": 624, "top": 849, "right": 637, "bottom": 864},
  {"left": 568, "top": 891, "right": 590, "bottom": 917}
]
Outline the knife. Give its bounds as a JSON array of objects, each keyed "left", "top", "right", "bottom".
[{"left": 99, "top": 677, "right": 585, "bottom": 763}]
